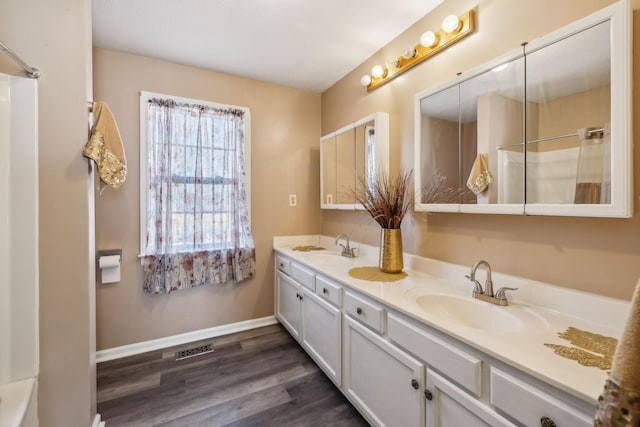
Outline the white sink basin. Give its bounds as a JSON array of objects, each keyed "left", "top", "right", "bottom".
[
  {"left": 303, "top": 252, "right": 354, "bottom": 265},
  {"left": 411, "top": 293, "right": 548, "bottom": 334}
]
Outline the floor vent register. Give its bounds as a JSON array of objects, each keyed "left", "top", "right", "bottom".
[{"left": 175, "top": 343, "right": 214, "bottom": 361}]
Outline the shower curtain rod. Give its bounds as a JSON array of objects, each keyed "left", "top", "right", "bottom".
[
  {"left": 497, "top": 127, "right": 605, "bottom": 150},
  {"left": 0, "top": 41, "right": 40, "bottom": 78}
]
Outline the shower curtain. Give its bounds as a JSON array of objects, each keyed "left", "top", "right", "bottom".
[{"left": 574, "top": 125, "right": 610, "bottom": 204}]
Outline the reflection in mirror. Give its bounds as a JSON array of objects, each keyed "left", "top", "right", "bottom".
[
  {"left": 336, "top": 128, "right": 355, "bottom": 204},
  {"left": 320, "top": 112, "right": 389, "bottom": 210},
  {"left": 525, "top": 20, "right": 611, "bottom": 205},
  {"left": 462, "top": 56, "right": 525, "bottom": 205},
  {"left": 418, "top": 84, "right": 461, "bottom": 205},
  {"left": 321, "top": 137, "right": 336, "bottom": 205},
  {"left": 355, "top": 120, "right": 375, "bottom": 199}
]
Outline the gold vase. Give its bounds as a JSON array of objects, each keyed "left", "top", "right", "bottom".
[{"left": 379, "top": 228, "right": 403, "bottom": 274}]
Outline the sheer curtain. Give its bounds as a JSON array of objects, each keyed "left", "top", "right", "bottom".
[{"left": 142, "top": 98, "right": 255, "bottom": 294}]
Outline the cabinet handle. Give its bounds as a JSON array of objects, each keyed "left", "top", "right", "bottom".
[
  {"left": 425, "top": 389, "right": 433, "bottom": 400},
  {"left": 296, "top": 293, "right": 299, "bottom": 299},
  {"left": 323, "top": 287, "right": 328, "bottom": 294},
  {"left": 356, "top": 307, "right": 363, "bottom": 315},
  {"left": 411, "top": 379, "right": 419, "bottom": 389},
  {"left": 540, "top": 417, "right": 556, "bottom": 427}
]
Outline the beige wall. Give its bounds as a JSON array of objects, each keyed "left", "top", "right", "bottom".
[
  {"left": 93, "top": 48, "right": 321, "bottom": 350},
  {"left": 321, "top": 0, "right": 640, "bottom": 300},
  {"left": 1, "top": 0, "right": 95, "bottom": 426}
]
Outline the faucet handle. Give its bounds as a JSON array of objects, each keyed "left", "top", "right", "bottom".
[
  {"left": 494, "top": 287, "right": 518, "bottom": 300},
  {"left": 465, "top": 275, "right": 483, "bottom": 294}
]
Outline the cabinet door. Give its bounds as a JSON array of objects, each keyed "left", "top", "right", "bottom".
[
  {"left": 276, "top": 271, "right": 301, "bottom": 339},
  {"left": 343, "top": 316, "right": 425, "bottom": 427},
  {"left": 426, "top": 370, "right": 514, "bottom": 427},
  {"left": 301, "top": 288, "right": 341, "bottom": 386}
]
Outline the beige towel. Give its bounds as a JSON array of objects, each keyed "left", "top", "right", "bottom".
[
  {"left": 594, "top": 279, "right": 640, "bottom": 426},
  {"left": 466, "top": 153, "right": 493, "bottom": 195},
  {"left": 82, "top": 101, "right": 127, "bottom": 189}
]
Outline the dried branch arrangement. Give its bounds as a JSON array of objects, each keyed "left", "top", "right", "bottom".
[
  {"left": 421, "top": 173, "right": 466, "bottom": 204},
  {"left": 354, "top": 170, "right": 413, "bottom": 229}
]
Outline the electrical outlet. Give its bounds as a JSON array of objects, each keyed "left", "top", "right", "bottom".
[{"left": 289, "top": 194, "right": 297, "bottom": 206}]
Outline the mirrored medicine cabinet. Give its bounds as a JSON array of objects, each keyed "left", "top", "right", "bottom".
[
  {"left": 321, "top": 112, "right": 389, "bottom": 209},
  {"left": 415, "top": 1, "right": 632, "bottom": 217}
]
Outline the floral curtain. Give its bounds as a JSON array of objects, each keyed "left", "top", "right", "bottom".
[{"left": 142, "top": 98, "right": 256, "bottom": 294}]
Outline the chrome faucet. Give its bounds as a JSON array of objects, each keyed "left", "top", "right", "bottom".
[
  {"left": 335, "top": 233, "right": 356, "bottom": 258},
  {"left": 465, "top": 260, "right": 517, "bottom": 306}
]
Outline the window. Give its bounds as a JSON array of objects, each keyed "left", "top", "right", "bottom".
[{"left": 139, "top": 91, "right": 255, "bottom": 294}]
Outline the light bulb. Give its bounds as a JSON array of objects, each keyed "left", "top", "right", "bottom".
[
  {"left": 371, "top": 65, "right": 386, "bottom": 78},
  {"left": 420, "top": 31, "right": 438, "bottom": 48},
  {"left": 360, "top": 75, "right": 372, "bottom": 87},
  {"left": 401, "top": 47, "right": 417, "bottom": 60},
  {"left": 442, "top": 14, "right": 461, "bottom": 33},
  {"left": 385, "top": 57, "right": 400, "bottom": 69}
]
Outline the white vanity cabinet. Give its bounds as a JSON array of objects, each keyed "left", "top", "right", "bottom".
[
  {"left": 301, "top": 287, "right": 342, "bottom": 386},
  {"left": 426, "top": 370, "right": 515, "bottom": 427},
  {"left": 274, "top": 251, "right": 598, "bottom": 427},
  {"left": 343, "top": 315, "right": 425, "bottom": 427},
  {"left": 275, "top": 270, "right": 302, "bottom": 339},
  {"left": 275, "top": 258, "right": 342, "bottom": 386}
]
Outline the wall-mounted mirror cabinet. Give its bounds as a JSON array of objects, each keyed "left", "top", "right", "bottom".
[
  {"left": 415, "top": 1, "right": 631, "bottom": 217},
  {"left": 321, "top": 112, "right": 389, "bottom": 209}
]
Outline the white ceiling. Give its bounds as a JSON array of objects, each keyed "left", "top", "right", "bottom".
[{"left": 92, "top": 0, "right": 445, "bottom": 93}]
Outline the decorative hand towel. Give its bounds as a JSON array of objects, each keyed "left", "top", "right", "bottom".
[
  {"left": 82, "top": 101, "right": 127, "bottom": 189},
  {"left": 466, "top": 153, "right": 493, "bottom": 195},
  {"left": 595, "top": 279, "right": 640, "bottom": 426}
]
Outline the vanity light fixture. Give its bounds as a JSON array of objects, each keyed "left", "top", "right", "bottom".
[{"left": 361, "top": 9, "right": 475, "bottom": 92}]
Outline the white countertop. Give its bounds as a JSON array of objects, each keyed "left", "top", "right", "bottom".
[{"left": 273, "top": 235, "right": 631, "bottom": 405}]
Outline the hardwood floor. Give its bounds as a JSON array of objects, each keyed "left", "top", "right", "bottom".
[{"left": 97, "top": 324, "right": 369, "bottom": 426}]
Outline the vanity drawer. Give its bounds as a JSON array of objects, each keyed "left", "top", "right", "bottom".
[
  {"left": 316, "top": 275, "right": 342, "bottom": 307},
  {"left": 344, "top": 291, "right": 385, "bottom": 334},
  {"left": 387, "top": 313, "right": 482, "bottom": 397},
  {"left": 490, "top": 368, "right": 592, "bottom": 427},
  {"left": 291, "top": 262, "right": 315, "bottom": 291},
  {"left": 276, "top": 255, "right": 291, "bottom": 275}
]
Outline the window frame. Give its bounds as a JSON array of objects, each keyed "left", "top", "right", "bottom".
[{"left": 139, "top": 90, "right": 252, "bottom": 256}]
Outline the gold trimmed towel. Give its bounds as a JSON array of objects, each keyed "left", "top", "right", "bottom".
[
  {"left": 82, "top": 101, "right": 127, "bottom": 189},
  {"left": 466, "top": 153, "right": 493, "bottom": 195}
]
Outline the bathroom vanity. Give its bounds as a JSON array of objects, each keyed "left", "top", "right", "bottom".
[{"left": 273, "top": 235, "right": 628, "bottom": 427}]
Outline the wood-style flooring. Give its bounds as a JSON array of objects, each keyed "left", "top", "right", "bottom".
[{"left": 97, "top": 324, "right": 369, "bottom": 426}]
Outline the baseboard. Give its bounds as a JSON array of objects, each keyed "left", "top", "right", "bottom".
[
  {"left": 96, "top": 316, "right": 279, "bottom": 363},
  {"left": 91, "top": 413, "right": 105, "bottom": 427}
]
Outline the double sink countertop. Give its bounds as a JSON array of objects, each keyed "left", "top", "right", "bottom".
[{"left": 273, "top": 235, "right": 631, "bottom": 405}]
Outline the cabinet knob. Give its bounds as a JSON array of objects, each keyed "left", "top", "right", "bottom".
[
  {"left": 356, "top": 307, "right": 363, "bottom": 315},
  {"left": 323, "top": 287, "right": 328, "bottom": 294},
  {"left": 425, "top": 389, "right": 433, "bottom": 400},
  {"left": 540, "top": 417, "right": 556, "bottom": 427},
  {"left": 411, "top": 379, "right": 419, "bottom": 389}
]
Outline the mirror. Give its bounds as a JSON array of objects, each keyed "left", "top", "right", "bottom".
[
  {"left": 321, "top": 136, "right": 336, "bottom": 205},
  {"left": 321, "top": 113, "right": 389, "bottom": 209},
  {"left": 415, "top": 1, "right": 631, "bottom": 217}
]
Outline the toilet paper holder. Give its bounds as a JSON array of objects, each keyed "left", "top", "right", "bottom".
[
  {"left": 97, "top": 249, "right": 122, "bottom": 259},
  {"left": 97, "top": 249, "right": 122, "bottom": 284}
]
